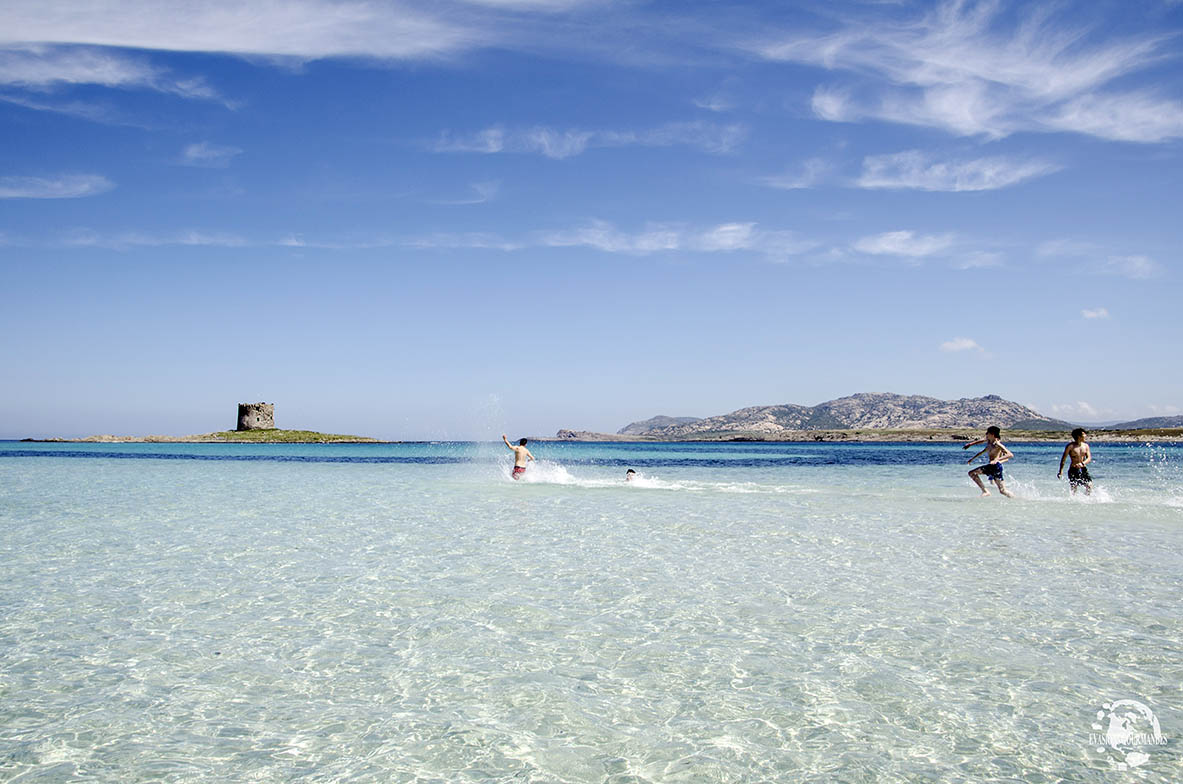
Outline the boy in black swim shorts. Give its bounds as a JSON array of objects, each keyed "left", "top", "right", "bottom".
[{"left": 1058, "top": 428, "right": 1092, "bottom": 495}]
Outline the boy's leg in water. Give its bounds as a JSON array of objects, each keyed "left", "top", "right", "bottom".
[{"left": 969, "top": 468, "right": 990, "bottom": 496}]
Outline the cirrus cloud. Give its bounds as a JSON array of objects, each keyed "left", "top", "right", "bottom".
[
  {"left": 853, "top": 230, "right": 955, "bottom": 257},
  {"left": 858, "top": 150, "right": 1060, "bottom": 191},
  {"left": 1100, "top": 255, "right": 1160, "bottom": 279},
  {"left": 433, "top": 121, "right": 746, "bottom": 159},
  {"left": 0, "top": 44, "right": 224, "bottom": 102},
  {"left": 0, "top": 173, "right": 113, "bottom": 198},
  {"left": 180, "top": 141, "right": 242, "bottom": 167},
  {"left": 940, "top": 337, "right": 983, "bottom": 353},
  {"left": 0, "top": 1, "right": 478, "bottom": 61},
  {"left": 752, "top": 0, "right": 1183, "bottom": 143},
  {"left": 535, "top": 219, "right": 813, "bottom": 258}
]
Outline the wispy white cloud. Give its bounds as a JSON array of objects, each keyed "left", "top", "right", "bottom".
[
  {"left": 694, "top": 96, "right": 733, "bottom": 112},
  {"left": 853, "top": 230, "right": 954, "bottom": 257},
  {"left": 759, "top": 149, "right": 1058, "bottom": 192},
  {"left": 180, "top": 141, "right": 242, "bottom": 168},
  {"left": 430, "top": 181, "right": 500, "bottom": 205},
  {"left": 1081, "top": 307, "right": 1110, "bottom": 319},
  {"left": 752, "top": 1, "right": 1183, "bottom": 142},
  {"left": 438, "top": 127, "right": 507, "bottom": 154},
  {"left": 0, "top": 92, "right": 131, "bottom": 124},
  {"left": 45, "top": 218, "right": 815, "bottom": 258},
  {"left": 1, "top": 46, "right": 154, "bottom": 87},
  {"left": 940, "top": 337, "right": 983, "bottom": 353},
  {"left": 858, "top": 150, "right": 1059, "bottom": 191},
  {"left": 1036, "top": 238, "right": 1096, "bottom": 258},
  {"left": 760, "top": 157, "right": 831, "bottom": 190},
  {"left": 0, "top": 173, "right": 113, "bottom": 198},
  {"left": 694, "top": 89, "right": 735, "bottom": 112},
  {"left": 1051, "top": 400, "right": 1103, "bottom": 420},
  {"left": 160, "top": 221, "right": 806, "bottom": 255},
  {"left": 953, "top": 251, "right": 1004, "bottom": 269},
  {"left": 402, "top": 232, "right": 523, "bottom": 251},
  {"left": 1099, "top": 254, "right": 1160, "bottom": 279},
  {"left": 695, "top": 222, "right": 755, "bottom": 251},
  {"left": 460, "top": 0, "right": 592, "bottom": 8},
  {"left": 1044, "top": 91, "right": 1183, "bottom": 143},
  {"left": 433, "top": 121, "right": 746, "bottom": 159},
  {"left": 1035, "top": 241, "right": 1162, "bottom": 280},
  {"left": 61, "top": 228, "right": 247, "bottom": 249},
  {"left": 534, "top": 219, "right": 814, "bottom": 258},
  {"left": 0, "top": 44, "right": 224, "bottom": 102},
  {"left": 0, "top": 1, "right": 479, "bottom": 61},
  {"left": 12, "top": 220, "right": 1012, "bottom": 270},
  {"left": 540, "top": 221, "right": 682, "bottom": 253}
]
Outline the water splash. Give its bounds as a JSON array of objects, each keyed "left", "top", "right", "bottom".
[{"left": 505, "top": 463, "right": 816, "bottom": 495}]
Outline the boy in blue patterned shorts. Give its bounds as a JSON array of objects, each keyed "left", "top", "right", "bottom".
[{"left": 964, "top": 425, "right": 1015, "bottom": 498}]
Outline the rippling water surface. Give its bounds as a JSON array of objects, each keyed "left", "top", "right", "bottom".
[{"left": 2, "top": 440, "right": 1180, "bottom": 782}]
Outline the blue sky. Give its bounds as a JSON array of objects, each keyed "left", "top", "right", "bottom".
[{"left": 1, "top": 0, "right": 1181, "bottom": 439}]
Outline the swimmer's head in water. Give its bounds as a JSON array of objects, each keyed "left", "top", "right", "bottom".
[
  {"left": 519, "top": 438, "right": 527, "bottom": 446},
  {"left": 626, "top": 469, "right": 636, "bottom": 480}
]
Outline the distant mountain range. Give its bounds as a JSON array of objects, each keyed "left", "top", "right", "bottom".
[
  {"left": 1105, "top": 415, "right": 1183, "bottom": 430},
  {"left": 615, "top": 393, "right": 1072, "bottom": 439}
]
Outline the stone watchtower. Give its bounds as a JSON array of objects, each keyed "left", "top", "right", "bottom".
[{"left": 237, "top": 402, "right": 275, "bottom": 431}]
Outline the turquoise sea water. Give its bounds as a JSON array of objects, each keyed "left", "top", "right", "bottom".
[{"left": 1, "top": 440, "right": 1180, "bottom": 782}]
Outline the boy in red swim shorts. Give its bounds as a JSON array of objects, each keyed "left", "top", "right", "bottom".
[{"left": 503, "top": 434, "right": 535, "bottom": 479}]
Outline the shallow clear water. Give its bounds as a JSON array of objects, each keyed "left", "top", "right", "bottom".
[{"left": 2, "top": 440, "right": 1180, "bottom": 782}]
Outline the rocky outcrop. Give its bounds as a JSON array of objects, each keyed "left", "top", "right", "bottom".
[
  {"left": 556, "top": 429, "right": 624, "bottom": 441},
  {"left": 617, "top": 393, "right": 1070, "bottom": 439},
  {"left": 617, "top": 415, "right": 703, "bottom": 436}
]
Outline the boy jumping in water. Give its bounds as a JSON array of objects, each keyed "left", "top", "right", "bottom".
[
  {"left": 963, "top": 425, "right": 1015, "bottom": 497},
  {"left": 503, "top": 434, "right": 535, "bottom": 480},
  {"left": 1058, "top": 428, "right": 1092, "bottom": 495}
]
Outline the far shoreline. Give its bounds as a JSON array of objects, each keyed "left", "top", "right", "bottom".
[
  {"left": 548, "top": 427, "right": 1183, "bottom": 444},
  {"left": 17, "top": 427, "right": 1183, "bottom": 445}
]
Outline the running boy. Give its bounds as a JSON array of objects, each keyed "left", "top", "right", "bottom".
[
  {"left": 964, "top": 425, "right": 1015, "bottom": 497},
  {"left": 502, "top": 434, "right": 535, "bottom": 480},
  {"left": 1058, "top": 428, "right": 1092, "bottom": 495}
]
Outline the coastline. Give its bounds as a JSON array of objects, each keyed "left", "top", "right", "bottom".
[{"left": 19, "top": 427, "right": 1182, "bottom": 445}]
